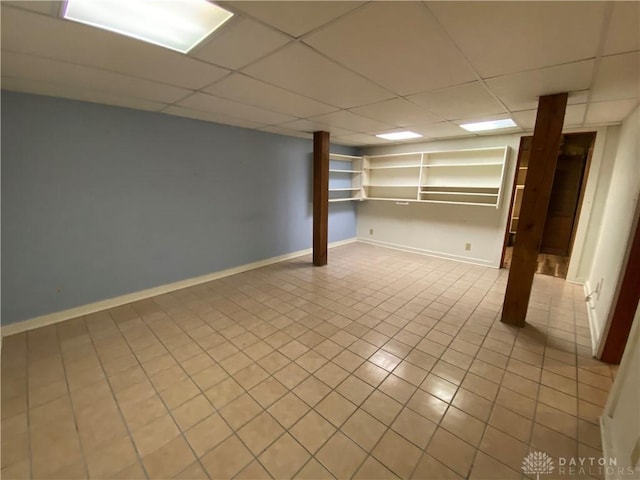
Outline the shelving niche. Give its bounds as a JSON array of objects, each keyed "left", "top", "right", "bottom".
[{"left": 328, "top": 146, "right": 509, "bottom": 208}]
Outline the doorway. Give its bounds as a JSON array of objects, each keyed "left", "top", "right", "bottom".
[{"left": 501, "top": 132, "right": 596, "bottom": 278}]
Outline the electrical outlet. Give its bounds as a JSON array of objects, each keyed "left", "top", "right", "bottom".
[
  {"left": 369, "top": 228, "right": 374, "bottom": 235},
  {"left": 464, "top": 243, "right": 471, "bottom": 251}
]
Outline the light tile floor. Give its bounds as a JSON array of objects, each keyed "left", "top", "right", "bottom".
[{"left": 1, "top": 243, "right": 617, "bottom": 479}]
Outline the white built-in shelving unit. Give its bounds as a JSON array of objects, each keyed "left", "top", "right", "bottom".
[
  {"left": 328, "top": 153, "right": 364, "bottom": 203},
  {"left": 328, "top": 146, "right": 509, "bottom": 208}
]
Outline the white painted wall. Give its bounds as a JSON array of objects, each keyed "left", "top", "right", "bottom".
[
  {"left": 584, "top": 107, "right": 640, "bottom": 353},
  {"left": 601, "top": 305, "right": 640, "bottom": 478}
]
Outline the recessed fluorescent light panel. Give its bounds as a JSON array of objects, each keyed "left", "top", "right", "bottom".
[
  {"left": 376, "top": 131, "right": 423, "bottom": 140},
  {"left": 63, "top": 0, "right": 233, "bottom": 53},
  {"left": 459, "top": 119, "right": 517, "bottom": 132}
]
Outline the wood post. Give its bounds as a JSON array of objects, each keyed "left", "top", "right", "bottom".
[
  {"left": 501, "top": 93, "right": 568, "bottom": 327},
  {"left": 313, "top": 131, "right": 330, "bottom": 266}
]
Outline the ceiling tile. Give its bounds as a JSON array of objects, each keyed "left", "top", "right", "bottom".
[
  {"left": 349, "top": 98, "right": 444, "bottom": 127},
  {"left": 276, "top": 119, "right": 353, "bottom": 137},
  {"left": 590, "top": 52, "right": 640, "bottom": 102},
  {"left": 511, "top": 104, "right": 587, "bottom": 130},
  {"left": 162, "top": 105, "right": 266, "bottom": 130},
  {"left": 243, "top": 43, "right": 394, "bottom": 108},
  {"left": 407, "top": 82, "right": 506, "bottom": 121},
  {"left": 308, "top": 110, "right": 393, "bottom": 134},
  {"left": 192, "top": 18, "right": 291, "bottom": 70},
  {"left": 603, "top": 2, "right": 640, "bottom": 56},
  {"left": 259, "top": 126, "right": 313, "bottom": 140},
  {"left": 2, "top": 51, "right": 191, "bottom": 104},
  {"left": 304, "top": 2, "right": 476, "bottom": 96},
  {"left": 409, "top": 122, "right": 471, "bottom": 139},
  {"left": 176, "top": 92, "right": 295, "bottom": 125},
  {"left": 427, "top": 1, "right": 606, "bottom": 78},
  {"left": 331, "top": 133, "right": 389, "bottom": 146},
  {"left": 1, "top": 76, "right": 165, "bottom": 112},
  {"left": 204, "top": 74, "right": 337, "bottom": 118},
  {"left": 225, "top": 1, "right": 364, "bottom": 38},
  {"left": 485, "top": 60, "right": 594, "bottom": 111},
  {"left": 1, "top": 6, "right": 229, "bottom": 90},
  {"left": 584, "top": 99, "right": 639, "bottom": 125}
]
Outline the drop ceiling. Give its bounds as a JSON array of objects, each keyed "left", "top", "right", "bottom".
[{"left": 1, "top": 1, "right": 639, "bottom": 146}]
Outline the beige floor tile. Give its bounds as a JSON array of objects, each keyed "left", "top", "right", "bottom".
[
  {"left": 185, "top": 413, "right": 232, "bottom": 457},
  {"left": 85, "top": 434, "right": 137, "bottom": 478},
  {"left": 219, "top": 393, "right": 263, "bottom": 430},
  {"left": 479, "top": 426, "right": 529, "bottom": 472},
  {"left": 354, "top": 361, "right": 390, "bottom": 387},
  {"left": 259, "top": 433, "right": 311, "bottom": 479},
  {"left": 535, "top": 402, "right": 578, "bottom": 439},
  {"left": 234, "top": 363, "right": 270, "bottom": 390},
  {"left": 290, "top": 410, "right": 336, "bottom": 454},
  {"left": 411, "top": 453, "right": 463, "bottom": 479},
  {"left": 249, "top": 376, "right": 289, "bottom": 409},
  {"left": 160, "top": 377, "right": 200, "bottom": 409},
  {"left": 295, "top": 458, "right": 334, "bottom": 480},
  {"left": 379, "top": 374, "right": 418, "bottom": 404},
  {"left": 268, "top": 393, "right": 310, "bottom": 429},
  {"left": 531, "top": 423, "right": 579, "bottom": 459},
  {"left": 392, "top": 361, "right": 429, "bottom": 387},
  {"left": 1, "top": 459, "right": 31, "bottom": 480},
  {"left": 353, "top": 456, "right": 399, "bottom": 479},
  {"left": 488, "top": 404, "right": 532, "bottom": 443},
  {"left": 333, "top": 349, "right": 365, "bottom": 372},
  {"left": 315, "top": 391, "right": 357, "bottom": 428},
  {"left": 314, "top": 339, "right": 345, "bottom": 360},
  {"left": 1, "top": 432, "right": 29, "bottom": 470},
  {"left": 201, "top": 434, "right": 253, "bottom": 479},
  {"left": 316, "top": 432, "right": 367, "bottom": 479},
  {"left": 341, "top": 408, "right": 387, "bottom": 451},
  {"left": 131, "top": 413, "right": 180, "bottom": 457},
  {"left": 406, "top": 389, "right": 448, "bottom": 424},
  {"left": 174, "top": 461, "right": 209, "bottom": 480},
  {"left": 427, "top": 428, "right": 477, "bottom": 478},
  {"left": 391, "top": 407, "right": 437, "bottom": 449},
  {"left": 237, "top": 411, "right": 285, "bottom": 455},
  {"left": 494, "top": 386, "right": 537, "bottom": 419},
  {"left": 468, "top": 451, "right": 521, "bottom": 480},
  {"left": 336, "top": 375, "right": 374, "bottom": 405},
  {"left": 314, "top": 362, "right": 349, "bottom": 388},
  {"left": 373, "top": 429, "right": 423, "bottom": 478},
  {"left": 235, "top": 459, "right": 272, "bottom": 480},
  {"left": 440, "top": 406, "right": 486, "bottom": 447},
  {"left": 539, "top": 385, "right": 578, "bottom": 416},
  {"left": 293, "top": 376, "right": 331, "bottom": 407},
  {"left": 273, "top": 362, "right": 309, "bottom": 389},
  {"left": 142, "top": 435, "right": 196, "bottom": 479},
  {"left": 76, "top": 398, "right": 129, "bottom": 450},
  {"left": 119, "top": 393, "right": 168, "bottom": 432},
  {"left": 430, "top": 361, "right": 466, "bottom": 386},
  {"left": 30, "top": 424, "right": 84, "bottom": 478},
  {"left": 420, "top": 374, "right": 458, "bottom": 403},
  {"left": 204, "top": 377, "right": 244, "bottom": 409},
  {"left": 362, "top": 390, "right": 403, "bottom": 426},
  {"left": 148, "top": 364, "right": 188, "bottom": 392},
  {"left": 172, "top": 394, "right": 215, "bottom": 431}
]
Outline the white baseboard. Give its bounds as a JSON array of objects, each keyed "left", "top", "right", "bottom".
[
  {"left": 583, "top": 281, "right": 600, "bottom": 357},
  {"left": 1, "top": 238, "right": 357, "bottom": 337},
  {"left": 356, "top": 237, "right": 497, "bottom": 268},
  {"left": 599, "top": 415, "right": 616, "bottom": 479}
]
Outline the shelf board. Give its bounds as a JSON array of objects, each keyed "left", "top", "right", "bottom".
[
  {"left": 366, "top": 184, "right": 419, "bottom": 188},
  {"left": 367, "top": 197, "right": 420, "bottom": 202},
  {"left": 329, "top": 188, "right": 361, "bottom": 191},
  {"left": 422, "top": 199, "right": 497, "bottom": 207},
  {"left": 329, "top": 197, "right": 361, "bottom": 203},
  {"left": 420, "top": 191, "right": 498, "bottom": 196},
  {"left": 366, "top": 165, "right": 421, "bottom": 170},
  {"left": 329, "top": 169, "right": 361, "bottom": 173},
  {"left": 329, "top": 153, "right": 362, "bottom": 160},
  {"left": 423, "top": 161, "right": 503, "bottom": 168},
  {"left": 422, "top": 185, "right": 499, "bottom": 190}
]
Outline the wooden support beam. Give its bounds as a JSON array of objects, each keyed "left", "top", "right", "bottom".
[
  {"left": 501, "top": 93, "right": 568, "bottom": 327},
  {"left": 313, "top": 131, "right": 330, "bottom": 266}
]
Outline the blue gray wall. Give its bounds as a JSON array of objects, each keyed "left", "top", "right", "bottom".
[{"left": 1, "top": 92, "right": 357, "bottom": 325}]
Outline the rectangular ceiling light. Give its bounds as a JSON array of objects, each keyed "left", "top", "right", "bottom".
[
  {"left": 376, "top": 131, "right": 423, "bottom": 140},
  {"left": 459, "top": 118, "right": 517, "bottom": 132},
  {"left": 63, "top": 0, "right": 233, "bottom": 53}
]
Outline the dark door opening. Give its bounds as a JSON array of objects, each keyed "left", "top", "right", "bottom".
[{"left": 502, "top": 132, "right": 596, "bottom": 278}]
